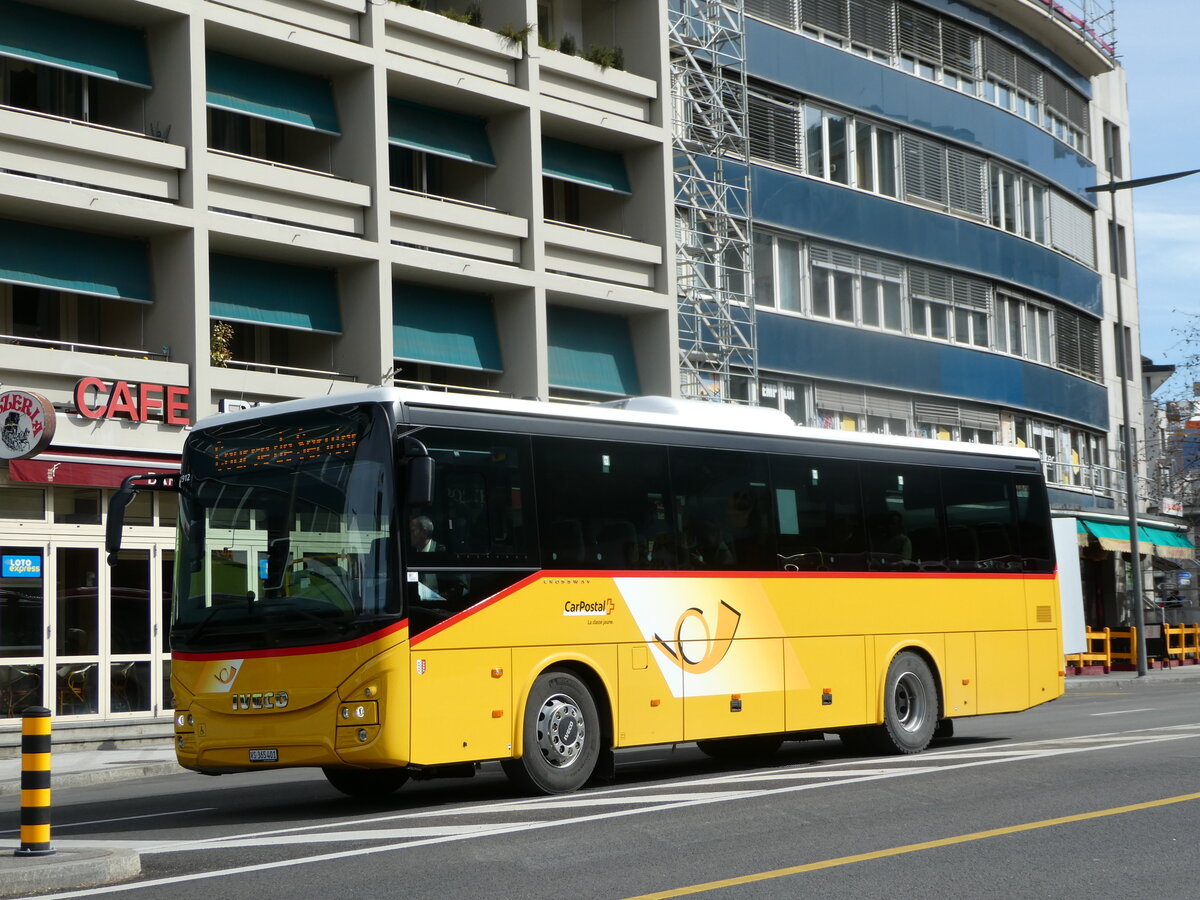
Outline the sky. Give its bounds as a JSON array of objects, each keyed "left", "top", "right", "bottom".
[{"left": 1113, "top": 1, "right": 1200, "bottom": 395}]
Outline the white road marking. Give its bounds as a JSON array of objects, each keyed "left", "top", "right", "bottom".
[
  {"left": 1090, "top": 708, "right": 1157, "bottom": 716},
  {"left": 19, "top": 723, "right": 1200, "bottom": 900}
]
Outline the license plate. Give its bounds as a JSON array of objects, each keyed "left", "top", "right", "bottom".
[{"left": 249, "top": 748, "right": 278, "bottom": 762}]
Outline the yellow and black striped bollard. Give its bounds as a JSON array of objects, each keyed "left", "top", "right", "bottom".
[{"left": 14, "top": 706, "right": 54, "bottom": 858}]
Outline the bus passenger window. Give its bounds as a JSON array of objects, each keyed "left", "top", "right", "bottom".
[
  {"left": 940, "top": 469, "right": 1021, "bottom": 572},
  {"left": 532, "top": 437, "right": 670, "bottom": 570},
  {"left": 670, "top": 447, "right": 774, "bottom": 571},
  {"left": 860, "top": 464, "right": 945, "bottom": 571},
  {"left": 770, "top": 457, "right": 865, "bottom": 572}
]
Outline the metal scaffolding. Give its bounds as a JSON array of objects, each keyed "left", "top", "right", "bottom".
[{"left": 669, "top": 0, "right": 757, "bottom": 402}]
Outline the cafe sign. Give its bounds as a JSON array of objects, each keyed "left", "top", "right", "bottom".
[{"left": 0, "top": 389, "right": 56, "bottom": 461}]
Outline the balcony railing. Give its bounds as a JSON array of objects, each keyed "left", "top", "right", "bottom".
[
  {"left": 1, "top": 334, "right": 169, "bottom": 361},
  {"left": 220, "top": 359, "right": 357, "bottom": 382}
]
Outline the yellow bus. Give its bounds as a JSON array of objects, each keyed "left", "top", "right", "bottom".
[{"left": 107, "top": 388, "right": 1063, "bottom": 796}]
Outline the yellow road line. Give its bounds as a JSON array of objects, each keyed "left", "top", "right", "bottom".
[{"left": 624, "top": 791, "right": 1200, "bottom": 899}]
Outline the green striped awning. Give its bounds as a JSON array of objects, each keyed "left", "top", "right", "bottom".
[
  {"left": 1141, "top": 525, "right": 1195, "bottom": 560},
  {"left": 207, "top": 51, "right": 339, "bottom": 135},
  {"left": 0, "top": 0, "right": 151, "bottom": 87},
  {"left": 210, "top": 254, "right": 340, "bottom": 334},
  {"left": 0, "top": 218, "right": 150, "bottom": 301},
  {"left": 542, "top": 138, "right": 631, "bottom": 194},
  {"left": 392, "top": 283, "right": 502, "bottom": 371},
  {"left": 388, "top": 99, "right": 495, "bottom": 166},
  {"left": 1077, "top": 519, "right": 1196, "bottom": 560}
]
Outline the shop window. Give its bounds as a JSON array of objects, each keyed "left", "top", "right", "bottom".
[
  {"left": 55, "top": 488, "right": 102, "bottom": 525},
  {"left": 1, "top": 487, "right": 45, "bottom": 521}
]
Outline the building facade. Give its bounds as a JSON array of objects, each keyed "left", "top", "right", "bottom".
[{"left": 0, "top": 0, "right": 1186, "bottom": 730}]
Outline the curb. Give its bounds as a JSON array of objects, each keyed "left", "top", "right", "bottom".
[
  {"left": 0, "top": 761, "right": 186, "bottom": 798},
  {"left": 0, "top": 848, "right": 141, "bottom": 898}
]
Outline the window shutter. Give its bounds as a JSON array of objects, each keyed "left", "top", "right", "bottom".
[
  {"left": 901, "top": 133, "right": 948, "bottom": 207},
  {"left": 1049, "top": 193, "right": 1096, "bottom": 267},
  {"left": 951, "top": 275, "right": 990, "bottom": 311},
  {"left": 815, "top": 385, "right": 868, "bottom": 413},
  {"left": 747, "top": 0, "right": 799, "bottom": 29},
  {"left": 914, "top": 401, "right": 960, "bottom": 426},
  {"left": 959, "top": 406, "right": 1001, "bottom": 431},
  {"left": 864, "top": 391, "right": 912, "bottom": 420},
  {"left": 848, "top": 0, "right": 894, "bottom": 54},
  {"left": 748, "top": 91, "right": 801, "bottom": 169},
  {"left": 910, "top": 267, "right": 951, "bottom": 303},
  {"left": 801, "top": 0, "right": 849, "bottom": 36},
  {"left": 1014, "top": 55, "right": 1042, "bottom": 98},
  {"left": 858, "top": 252, "right": 903, "bottom": 281},
  {"left": 1043, "top": 72, "right": 1070, "bottom": 118},
  {"left": 946, "top": 147, "right": 987, "bottom": 219},
  {"left": 940, "top": 20, "right": 977, "bottom": 76},
  {"left": 897, "top": 3, "right": 941, "bottom": 60},
  {"left": 983, "top": 36, "right": 1016, "bottom": 84},
  {"left": 1055, "top": 309, "right": 1102, "bottom": 379}
]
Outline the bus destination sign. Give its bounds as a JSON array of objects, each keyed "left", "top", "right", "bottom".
[{"left": 211, "top": 426, "right": 360, "bottom": 473}]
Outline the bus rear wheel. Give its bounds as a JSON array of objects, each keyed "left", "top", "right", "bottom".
[
  {"left": 879, "top": 651, "right": 938, "bottom": 754},
  {"left": 322, "top": 766, "right": 409, "bottom": 798},
  {"left": 503, "top": 670, "right": 600, "bottom": 795}
]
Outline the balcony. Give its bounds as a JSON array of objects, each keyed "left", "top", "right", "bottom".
[
  {"left": 0, "top": 338, "right": 186, "bottom": 403},
  {"left": 385, "top": 4, "right": 523, "bottom": 91},
  {"left": 537, "top": 51, "right": 658, "bottom": 132},
  {"left": 208, "top": 0, "right": 366, "bottom": 41},
  {"left": 209, "top": 360, "right": 359, "bottom": 408},
  {"left": 0, "top": 106, "right": 185, "bottom": 201},
  {"left": 543, "top": 221, "right": 660, "bottom": 288},
  {"left": 206, "top": 150, "right": 370, "bottom": 235},
  {"left": 390, "top": 189, "right": 527, "bottom": 264}
]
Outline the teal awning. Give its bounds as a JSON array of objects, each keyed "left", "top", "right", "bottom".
[
  {"left": 1141, "top": 525, "right": 1195, "bottom": 560},
  {"left": 206, "top": 51, "right": 339, "bottom": 135},
  {"left": 0, "top": 0, "right": 151, "bottom": 87},
  {"left": 542, "top": 138, "right": 631, "bottom": 194},
  {"left": 0, "top": 218, "right": 150, "bottom": 301},
  {"left": 547, "top": 307, "right": 640, "bottom": 395},
  {"left": 210, "top": 254, "right": 340, "bottom": 334},
  {"left": 393, "top": 284, "right": 502, "bottom": 371},
  {"left": 388, "top": 99, "right": 495, "bottom": 167}
]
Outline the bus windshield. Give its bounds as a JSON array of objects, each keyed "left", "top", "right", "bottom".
[{"left": 173, "top": 403, "right": 399, "bottom": 654}]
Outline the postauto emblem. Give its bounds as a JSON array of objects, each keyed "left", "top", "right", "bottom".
[
  {"left": 653, "top": 600, "right": 742, "bottom": 674},
  {"left": 231, "top": 691, "right": 289, "bottom": 711}
]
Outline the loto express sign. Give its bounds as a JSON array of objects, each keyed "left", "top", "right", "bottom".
[{"left": 73, "top": 377, "right": 191, "bottom": 425}]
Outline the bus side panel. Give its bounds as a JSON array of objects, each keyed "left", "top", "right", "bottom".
[
  {"left": 617, "top": 642, "right": 683, "bottom": 747},
  {"left": 682, "top": 638, "right": 785, "bottom": 741},
  {"left": 408, "top": 647, "right": 513, "bottom": 765},
  {"left": 336, "top": 643, "right": 412, "bottom": 768},
  {"left": 784, "top": 636, "right": 869, "bottom": 732},
  {"left": 943, "top": 632, "right": 978, "bottom": 717},
  {"left": 1027, "top": 629, "right": 1063, "bottom": 707},
  {"left": 975, "top": 632, "right": 1030, "bottom": 714}
]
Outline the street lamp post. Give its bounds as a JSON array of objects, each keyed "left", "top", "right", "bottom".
[{"left": 1085, "top": 167, "right": 1200, "bottom": 677}]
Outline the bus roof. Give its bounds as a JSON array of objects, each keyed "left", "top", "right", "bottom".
[{"left": 192, "top": 387, "right": 1041, "bottom": 464}]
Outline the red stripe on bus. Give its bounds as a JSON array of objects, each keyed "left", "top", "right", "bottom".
[
  {"left": 410, "top": 572, "right": 545, "bottom": 646},
  {"left": 173, "top": 618, "right": 409, "bottom": 662}
]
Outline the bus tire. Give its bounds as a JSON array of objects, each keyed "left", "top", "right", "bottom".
[
  {"left": 322, "top": 766, "right": 409, "bottom": 798},
  {"left": 696, "top": 734, "right": 784, "bottom": 760},
  {"left": 503, "top": 670, "right": 600, "bottom": 795},
  {"left": 879, "top": 651, "right": 938, "bottom": 754}
]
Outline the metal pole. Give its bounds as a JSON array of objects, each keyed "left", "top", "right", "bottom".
[{"left": 1109, "top": 186, "right": 1148, "bottom": 676}]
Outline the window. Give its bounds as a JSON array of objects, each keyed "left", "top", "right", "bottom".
[
  {"left": 759, "top": 379, "right": 808, "bottom": 424},
  {"left": 1102, "top": 119, "right": 1123, "bottom": 177},
  {"left": 810, "top": 259, "right": 856, "bottom": 322},
  {"left": 1110, "top": 223, "right": 1128, "bottom": 278},
  {"left": 1114, "top": 322, "right": 1133, "bottom": 381},
  {"left": 997, "top": 294, "right": 1051, "bottom": 364},
  {"left": 670, "top": 447, "right": 774, "bottom": 571},
  {"left": 772, "top": 456, "right": 865, "bottom": 571},
  {"left": 534, "top": 437, "right": 669, "bottom": 570},
  {"left": 860, "top": 463, "right": 946, "bottom": 571}
]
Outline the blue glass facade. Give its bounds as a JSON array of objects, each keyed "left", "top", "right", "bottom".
[{"left": 743, "top": 10, "right": 1108, "bottom": 435}]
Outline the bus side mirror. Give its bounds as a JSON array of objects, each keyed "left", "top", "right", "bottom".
[
  {"left": 408, "top": 455, "right": 434, "bottom": 506},
  {"left": 106, "top": 472, "right": 179, "bottom": 565},
  {"left": 106, "top": 482, "right": 138, "bottom": 565}
]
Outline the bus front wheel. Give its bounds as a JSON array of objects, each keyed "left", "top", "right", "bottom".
[
  {"left": 322, "top": 766, "right": 409, "bottom": 798},
  {"left": 503, "top": 670, "right": 600, "bottom": 795}
]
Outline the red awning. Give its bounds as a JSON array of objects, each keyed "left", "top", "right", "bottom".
[{"left": 9, "top": 457, "right": 178, "bottom": 488}]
